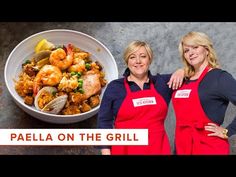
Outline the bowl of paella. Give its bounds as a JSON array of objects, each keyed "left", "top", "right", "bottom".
[{"left": 4, "top": 29, "right": 118, "bottom": 124}]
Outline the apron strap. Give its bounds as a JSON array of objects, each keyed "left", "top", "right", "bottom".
[{"left": 197, "top": 66, "right": 211, "bottom": 83}]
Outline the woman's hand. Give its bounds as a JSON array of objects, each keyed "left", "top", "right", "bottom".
[
  {"left": 101, "top": 148, "right": 111, "bottom": 155},
  {"left": 167, "top": 68, "right": 185, "bottom": 90},
  {"left": 205, "top": 123, "right": 229, "bottom": 139}
]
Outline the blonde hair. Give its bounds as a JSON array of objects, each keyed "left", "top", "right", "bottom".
[
  {"left": 123, "top": 40, "right": 153, "bottom": 65},
  {"left": 178, "top": 31, "right": 220, "bottom": 77}
]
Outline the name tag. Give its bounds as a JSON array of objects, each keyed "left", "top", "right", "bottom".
[
  {"left": 132, "top": 97, "right": 157, "bottom": 107},
  {"left": 174, "top": 89, "right": 192, "bottom": 98}
]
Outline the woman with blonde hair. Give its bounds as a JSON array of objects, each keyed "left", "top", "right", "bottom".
[
  {"left": 172, "top": 31, "right": 236, "bottom": 155},
  {"left": 97, "top": 40, "right": 184, "bottom": 155}
]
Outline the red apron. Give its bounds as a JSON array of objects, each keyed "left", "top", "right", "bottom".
[
  {"left": 172, "top": 66, "right": 229, "bottom": 155},
  {"left": 112, "top": 78, "right": 171, "bottom": 155}
]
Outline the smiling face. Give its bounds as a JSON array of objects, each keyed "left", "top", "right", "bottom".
[
  {"left": 127, "top": 46, "right": 151, "bottom": 78},
  {"left": 183, "top": 44, "right": 209, "bottom": 69},
  {"left": 178, "top": 32, "right": 220, "bottom": 78}
]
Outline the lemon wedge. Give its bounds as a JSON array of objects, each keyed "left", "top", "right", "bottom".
[{"left": 35, "top": 39, "right": 55, "bottom": 53}]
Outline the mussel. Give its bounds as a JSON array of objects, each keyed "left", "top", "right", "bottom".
[{"left": 33, "top": 50, "right": 52, "bottom": 62}]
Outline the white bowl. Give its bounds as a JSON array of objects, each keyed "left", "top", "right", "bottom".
[{"left": 4, "top": 29, "right": 118, "bottom": 124}]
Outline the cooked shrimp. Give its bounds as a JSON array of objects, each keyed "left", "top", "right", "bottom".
[
  {"left": 33, "top": 65, "right": 62, "bottom": 96},
  {"left": 73, "top": 52, "right": 90, "bottom": 64},
  {"left": 49, "top": 44, "right": 73, "bottom": 70},
  {"left": 68, "top": 58, "right": 86, "bottom": 73}
]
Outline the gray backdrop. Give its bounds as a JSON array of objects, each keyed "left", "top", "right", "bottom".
[{"left": 0, "top": 22, "right": 236, "bottom": 154}]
